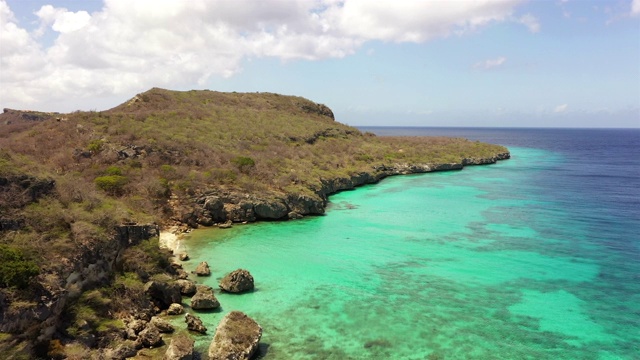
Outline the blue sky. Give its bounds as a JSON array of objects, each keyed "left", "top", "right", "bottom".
[{"left": 1, "top": 0, "right": 639, "bottom": 127}]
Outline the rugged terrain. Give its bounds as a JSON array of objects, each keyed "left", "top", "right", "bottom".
[{"left": 0, "top": 88, "right": 509, "bottom": 358}]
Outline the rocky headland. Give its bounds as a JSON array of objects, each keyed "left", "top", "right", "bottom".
[{"left": 0, "top": 88, "right": 509, "bottom": 358}]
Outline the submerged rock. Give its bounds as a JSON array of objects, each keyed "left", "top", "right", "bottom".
[
  {"left": 208, "top": 311, "right": 262, "bottom": 360},
  {"left": 191, "top": 285, "right": 220, "bottom": 310},
  {"left": 219, "top": 269, "right": 254, "bottom": 293},
  {"left": 194, "top": 261, "right": 211, "bottom": 276}
]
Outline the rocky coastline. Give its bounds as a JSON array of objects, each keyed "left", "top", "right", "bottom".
[
  {"left": 0, "top": 89, "right": 511, "bottom": 359},
  {"left": 174, "top": 152, "right": 511, "bottom": 228}
]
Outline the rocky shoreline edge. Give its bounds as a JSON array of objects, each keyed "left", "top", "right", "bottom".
[{"left": 173, "top": 152, "right": 511, "bottom": 229}]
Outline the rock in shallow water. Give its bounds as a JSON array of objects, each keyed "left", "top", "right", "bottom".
[
  {"left": 208, "top": 311, "right": 262, "bottom": 360},
  {"left": 185, "top": 313, "right": 207, "bottom": 334},
  {"left": 219, "top": 269, "right": 254, "bottom": 293},
  {"left": 194, "top": 261, "right": 211, "bottom": 276},
  {"left": 191, "top": 285, "right": 220, "bottom": 310}
]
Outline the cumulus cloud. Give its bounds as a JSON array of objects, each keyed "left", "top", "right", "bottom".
[
  {"left": 632, "top": 0, "right": 640, "bottom": 16},
  {"left": 474, "top": 56, "right": 507, "bottom": 69},
  {"left": 554, "top": 104, "right": 568, "bottom": 113},
  {"left": 35, "top": 5, "right": 90, "bottom": 34},
  {"left": 0, "top": 0, "right": 531, "bottom": 111}
]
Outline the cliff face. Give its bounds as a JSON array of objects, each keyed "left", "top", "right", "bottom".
[
  {"left": 177, "top": 152, "right": 511, "bottom": 226},
  {"left": 0, "top": 220, "right": 159, "bottom": 356}
]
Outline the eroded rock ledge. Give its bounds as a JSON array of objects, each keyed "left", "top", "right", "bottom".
[{"left": 176, "top": 152, "right": 510, "bottom": 227}]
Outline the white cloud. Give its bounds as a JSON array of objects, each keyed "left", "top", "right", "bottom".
[
  {"left": 554, "top": 104, "right": 568, "bottom": 113},
  {"left": 0, "top": 0, "right": 531, "bottom": 111},
  {"left": 632, "top": 0, "right": 640, "bottom": 16},
  {"left": 35, "top": 5, "right": 91, "bottom": 34},
  {"left": 518, "top": 14, "right": 540, "bottom": 33},
  {"left": 474, "top": 56, "right": 507, "bottom": 69}
]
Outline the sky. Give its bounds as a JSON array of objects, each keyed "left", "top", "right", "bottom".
[{"left": 1, "top": 0, "right": 639, "bottom": 128}]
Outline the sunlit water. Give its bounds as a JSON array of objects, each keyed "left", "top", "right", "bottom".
[{"left": 175, "top": 128, "right": 640, "bottom": 359}]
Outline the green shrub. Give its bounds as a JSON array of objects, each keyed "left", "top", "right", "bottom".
[
  {"left": 104, "top": 166, "right": 123, "bottom": 176},
  {"left": 86, "top": 140, "right": 103, "bottom": 153},
  {"left": 0, "top": 245, "right": 40, "bottom": 288},
  {"left": 232, "top": 156, "right": 255, "bottom": 173},
  {"left": 94, "top": 175, "right": 128, "bottom": 195}
]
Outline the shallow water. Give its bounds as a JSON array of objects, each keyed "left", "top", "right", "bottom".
[{"left": 178, "top": 128, "right": 640, "bottom": 359}]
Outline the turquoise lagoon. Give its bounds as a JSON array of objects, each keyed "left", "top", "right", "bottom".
[{"left": 178, "top": 137, "right": 639, "bottom": 359}]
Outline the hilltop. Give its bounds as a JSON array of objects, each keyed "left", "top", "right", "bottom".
[{"left": 0, "top": 88, "right": 509, "bottom": 358}]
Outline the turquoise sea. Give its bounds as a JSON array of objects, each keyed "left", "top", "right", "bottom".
[{"left": 178, "top": 128, "right": 640, "bottom": 359}]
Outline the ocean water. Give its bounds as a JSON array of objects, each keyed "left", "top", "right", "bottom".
[{"left": 177, "top": 128, "right": 640, "bottom": 359}]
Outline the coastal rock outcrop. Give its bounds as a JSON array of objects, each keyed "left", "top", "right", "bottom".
[
  {"left": 175, "top": 279, "right": 197, "bottom": 296},
  {"left": 219, "top": 269, "right": 254, "bottom": 293},
  {"left": 102, "top": 340, "right": 138, "bottom": 359},
  {"left": 163, "top": 333, "right": 194, "bottom": 360},
  {"left": 208, "top": 311, "right": 262, "bottom": 360},
  {"left": 190, "top": 285, "right": 220, "bottom": 310},
  {"left": 150, "top": 316, "right": 175, "bottom": 333},
  {"left": 144, "top": 280, "right": 182, "bottom": 309},
  {"left": 253, "top": 200, "right": 288, "bottom": 219},
  {"left": 167, "top": 303, "right": 184, "bottom": 315},
  {"left": 185, "top": 313, "right": 207, "bottom": 334},
  {"left": 194, "top": 261, "right": 211, "bottom": 276},
  {"left": 138, "top": 325, "right": 163, "bottom": 347}
]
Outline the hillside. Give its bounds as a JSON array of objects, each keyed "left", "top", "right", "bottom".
[{"left": 0, "top": 88, "right": 509, "bottom": 358}]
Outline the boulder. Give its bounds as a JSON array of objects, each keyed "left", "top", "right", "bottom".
[
  {"left": 194, "top": 261, "right": 211, "bottom": 276},
  {"left": 144, "top": 281, "right": 182, "bottom": 309},
  {"left": 219, "top": 269, "right": 254, "bottom": 293},
  {"left": 190, "top": 285, "right": 220, "bottom": 310},
  {"left": 208, "top": 311, "right": 262, "bottom": 360},
  {"left": 175, "top": 279, "right": 197, "bottom": 296},
  {"left": 163, "top": 333, "right": 195, "bottom": 360},
  {"left": 185, "top": 313, "right": 207, "bottom": 334},
  {"left": 204, "top": 196, "right": 226, "bottom": 222},
  {"left": 103, "top": 340, "right": 138, "bottom": 359},
  {"left": 217, "top": 220, "right": 233, "bottom": 229},
  {"left": 125, "top": 319, "right": 147, "bottom": 340},
  {"left": 176, "top": 268, "right": 189, "bottom": 279},
  {"left": 138, "top": 326, "right": 163, "bottom": 347},
  {"left": 167, "top": 303, "right": 184, "bottom": 315},
  {"left": 178, "top": 252, "right": 189, "bottom": 261},
  {"left": 254, "top": 200, "right": 288, "bottom": 219},
  {"left": 150, "top": 316, "right": 175, "bottom": 333}
]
